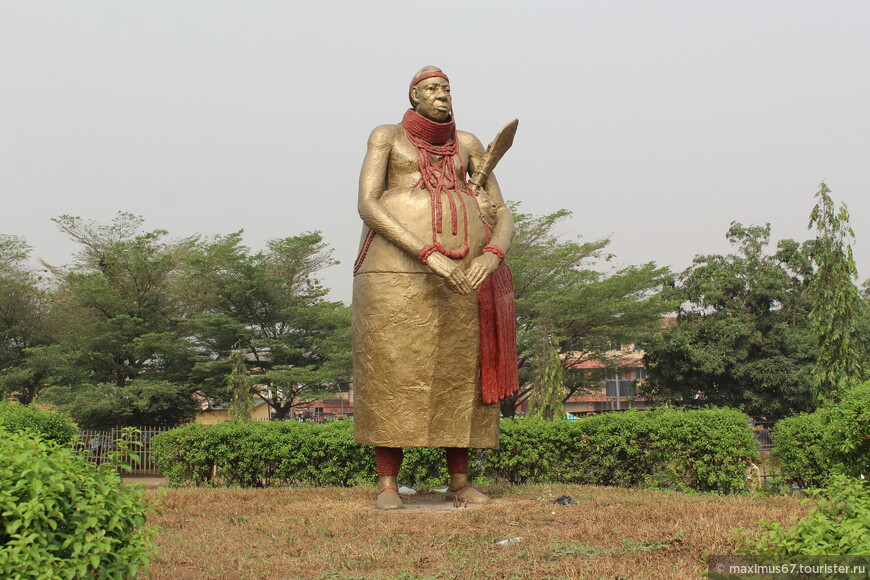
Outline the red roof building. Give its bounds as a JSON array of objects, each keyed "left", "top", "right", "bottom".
[{"left": 563, "top": 347, "right": 658, "bottom": 416}]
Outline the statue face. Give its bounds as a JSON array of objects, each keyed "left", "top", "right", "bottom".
[{"left": 412, "top": 77, "right": 452, "bottom": 122}]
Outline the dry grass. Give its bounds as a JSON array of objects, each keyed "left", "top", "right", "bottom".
[{"left": 142, "top": 484, "right": 804, "bottom": 580}]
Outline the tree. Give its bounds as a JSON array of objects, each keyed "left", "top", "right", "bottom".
[
  {"left": 640, "top": 222, "right": 817, "bottom": 416},
  {"left": 38, "top": 213, "right": 200, "bottom": 427},
  {"left": 59, "top": 379, "right": 199, "bottom": 429},
  {"left": 0, "top": 235, "right": 54, "bottom": 404},
  {"left": 527, "top": 334, "right": 565, "bottom": 419},
  {"left": 181, "top": 231, "right": 351, "bottom": 419},
  {"left": 45, "top": 213, "right": 198, "bottom": 388},
  {"left": 226, "top": 349, "right": 254, "bottom": 422},
  {"left": 807, "top": 182, "right": 866, "bottom": 401},
  {"left": 503, "top": 207, "right": 676, "bottom": 417}
]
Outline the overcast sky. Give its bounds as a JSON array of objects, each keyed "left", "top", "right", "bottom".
[{"left": 3, "top": 1, "right": 868, "bottom": 302}]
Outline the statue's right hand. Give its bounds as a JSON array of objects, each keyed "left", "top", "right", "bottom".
[{"left": 426, "top": 252, "right": 473, "bottom": 295}]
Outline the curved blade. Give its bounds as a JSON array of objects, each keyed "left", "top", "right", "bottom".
[
  {"left": 479, "top": 119, "right": 518, "bottom": 177},
  {"left": 468, "top": 119, "right": 519, "bottom": 192}
]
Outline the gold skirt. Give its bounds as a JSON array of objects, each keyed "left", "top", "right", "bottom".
[{"left": 352, "top": 271, "right": 500, "bottom": 449}]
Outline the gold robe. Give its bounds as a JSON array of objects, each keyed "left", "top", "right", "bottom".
[{"left": 352, "top": 185, "right": 501, "bottom": 448}]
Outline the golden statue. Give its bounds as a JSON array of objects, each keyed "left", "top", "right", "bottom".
[{"left": 353, "top": 66, "right": 518, "bottom": 510}]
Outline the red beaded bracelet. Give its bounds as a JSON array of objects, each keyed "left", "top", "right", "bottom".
[
  {"left": 482, "top": 243, "right": 505, "bottom": 262},
  {"left": 418, "top": 244, "right": 438, "bottom": 264}
]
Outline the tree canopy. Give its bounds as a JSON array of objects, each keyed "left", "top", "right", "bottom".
[
  {"left": 7, "top": 213, "right": 353, "bottom": 428},
  {"left": 45, "top": 213, "right": 199, "bottom": 389},
  {"left": 640, "top": 222, "right": 818, "bottom": 416},
  {"left": 506, "top": 207, "right": 676, "bottom": 417},
  {"left": 0, "top": 235, "right": 54, "bottom": 404},
  {"left": 180, "top": 231, "right": 351, "bottom": 420}
]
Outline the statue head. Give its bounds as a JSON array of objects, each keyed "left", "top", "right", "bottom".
[{"left": 409, "top": 66, "right": 452, "bottom": 122}]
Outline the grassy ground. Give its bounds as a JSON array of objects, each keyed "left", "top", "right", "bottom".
[{"left": 142, "top": 483, "right": 803, "bottom": 580}]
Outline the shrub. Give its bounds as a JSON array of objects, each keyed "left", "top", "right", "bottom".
[
  {"left": 736, "top": 474, "right": 870, "bottom": 555},
  {"left": 0, "top": 427, "right": 154, "bottom": 579},
  {"left": 771, "top": 410, "right": 835, "bottom": 488},
  {"left": 154, "top": 408, "right": 756, "bottom": 493},
  {"left": 772, "top": 380, "right": 870, "bottom": 486},
  {"left": 487, "top": 418, "right": 567, "bottom": 484},
  {"left": 648, "top": 407, "right": 758, "bottom": 492},
  {"left": 487, "top": 408, "right": 755, "bottom": 492},
  {"left": 0, "top": 401, "right": 77, "bottom": 445},
  {"left": 153, "top": 420, "right": 375, "bottom": 488},
  {"left": 824, "top": 381, "right": 870, "bottom": 478}
]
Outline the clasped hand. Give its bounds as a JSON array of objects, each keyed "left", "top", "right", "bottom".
[{"left": 426, "top": 252, "right": 500, "bottom": 295}]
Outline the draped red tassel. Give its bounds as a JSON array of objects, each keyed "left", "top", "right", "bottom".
[{"left": 478, "top": 263, "right": 519, "bottom": 405}]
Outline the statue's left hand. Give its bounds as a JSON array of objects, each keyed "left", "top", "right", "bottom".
[{"left": 466, "top": 252, "right": 501, "bottom": 291}]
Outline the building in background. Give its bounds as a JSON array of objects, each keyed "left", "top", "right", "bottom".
[{"left": 563, "top": 347, "right": 657, "bottom": 416}]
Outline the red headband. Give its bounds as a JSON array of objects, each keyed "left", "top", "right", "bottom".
[{"left": 409, "top": 70, "right": 449, "bottom": 94}]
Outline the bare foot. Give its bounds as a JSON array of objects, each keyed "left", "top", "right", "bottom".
[
  {"left": 376, "top": 486, "right": 403, "bottom": 510},
  {"left": 446, "top": 483, "right": 490, "bottom": 504}
]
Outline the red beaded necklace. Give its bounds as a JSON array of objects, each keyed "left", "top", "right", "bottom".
[{"left": 400, "top": 109, "right": 469, "bottom": 259}]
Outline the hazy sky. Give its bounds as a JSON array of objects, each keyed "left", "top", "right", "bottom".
[{"left": 3, "top": 1, "right": 868, "bottom": 302}]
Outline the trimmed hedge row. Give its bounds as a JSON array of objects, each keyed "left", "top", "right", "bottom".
[
  {"left": 0, "top": 402, "right": 77, "bottom": 445},
  {"left": 772, "top": 380, "right": 870, "bottom": 487},
  {"left": 153, "top": 407, "right": 757, "bottom": 493}
]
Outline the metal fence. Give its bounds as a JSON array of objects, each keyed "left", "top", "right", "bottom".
[
  {"left": 75, "top": 426, "right": 174, "bottom": 475},
  {"left": 751, "top": 419, "right": 776, "bottom": 455}
]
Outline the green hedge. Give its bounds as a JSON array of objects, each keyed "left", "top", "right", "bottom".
[
  {"left": 772, "top": 381, "right": 870, "bottom": 486},
  {"left": 0, "top": 427, "right": 153, "bottom": 579},
  {"left": 154, "top": 407, "right": 757, "bottom": 493},
  {"left": 0, "top": 402, "right": 77, "bottom": 445},
  {"left": 769, "top": 409, "right": 835, "bottom": 488}
]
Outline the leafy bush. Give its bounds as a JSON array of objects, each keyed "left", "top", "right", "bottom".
[
  {"left": 771, "top": 410, "right": 835, "bottom": 488},
  {"left": 648, "top": 408, "right": 758, "bottom": 492},
  {"left": 0, "top": 401, "right": 77, "bottom": 445},
  {"left": 154, "top": 408, "right": 756, "bottom": 493},
  {"left": 488, "top": 408, "right": 755, "bottom": 492},
  {"left": 824, "top": 381, "right": 870, "bottom": 478},
  {"left": 0, "top": 427, "right": 154, "bottom": 579},
  {"left": 737, "top": 474, "right": 870, "bottom": 555},
  {"left": 772, "top": 380, "right": 870, "bottom": 486},
  {"left": 153, "top": 421, "right": 370, "bottom": 487}
]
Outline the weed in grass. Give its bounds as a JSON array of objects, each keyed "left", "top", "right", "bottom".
[
  {"left": 379, "top": 532, "right": 409, "bottom": 546},
  {"left": 621, "top": 534, "right": 684, "bottom": 553},
  {"left": 445, "top": 537, "right": 479, "bottom": 566},
  {"left": 550, "top": 542, "right": 617, "bottom": 558}
]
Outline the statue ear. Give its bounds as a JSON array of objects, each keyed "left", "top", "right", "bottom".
[{"left": 410, "top": 86, "right": 419, "bottom": 107}]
